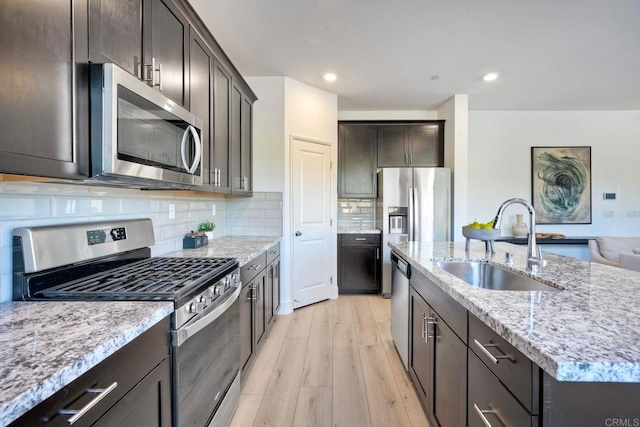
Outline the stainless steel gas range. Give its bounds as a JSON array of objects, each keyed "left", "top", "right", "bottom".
[{"left": 13, "top": 218, "right": 240, "bottom": 427}]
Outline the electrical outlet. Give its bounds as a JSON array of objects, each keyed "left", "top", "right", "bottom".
[
  {"left": 603, "top": 210, "right": 614, "bottom": 218},
  {"left": 169, "top": 203, "right": 176, "bottom": 219},
  {"left": 211, "top": 204, "right": 216, "bottom": 216},
  {"left": 627, "top": 210, "right": 640, "bottom": 218}
]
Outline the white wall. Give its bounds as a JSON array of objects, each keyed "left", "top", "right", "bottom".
[
  {"left": 468, "top": 111, "right": 640, "bottom": 238},
  {"left": 246, "top": 77, "right": 338, "bottom": 314},
  {"left": 245, "top": 77, "right": 285, "bottom": 192},
  {"left": 438, "top": 95, "right": 469, "bottom": 241}
]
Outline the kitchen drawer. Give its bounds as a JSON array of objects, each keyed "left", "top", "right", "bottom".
[
  {"left": 266, "top": 242, "right": 281, "bottom": 265},
  {"left": 468, "top": 350, "right": 538, "bottom": 427},
  {"left": 241, "top": 251, "right": 267, "bottom": 283},
  {"left": 411, "top": 269, "right": 467, "bottom": 343},
  {"left": 469, "top": 314, "right": 539, "bottom": 414},
  {"left": 339, "top": 233, "right": 381, "bottom": 245}
]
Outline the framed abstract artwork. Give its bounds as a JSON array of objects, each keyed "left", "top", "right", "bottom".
[{"left": 531, "top": 146, "right": 592, "bottom": 224}]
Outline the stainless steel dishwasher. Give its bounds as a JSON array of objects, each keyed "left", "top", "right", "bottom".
[{"left": 390, "top": 251, "right": 411, "bottom": 370}]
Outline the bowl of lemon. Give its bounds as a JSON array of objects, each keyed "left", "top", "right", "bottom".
[{"left": 462, "top": 220, "right": 501, "bottom": 241}]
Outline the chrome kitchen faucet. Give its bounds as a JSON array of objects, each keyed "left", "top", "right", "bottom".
[{"left": 492, "top": 198, "right": 547, "bottom": 273}]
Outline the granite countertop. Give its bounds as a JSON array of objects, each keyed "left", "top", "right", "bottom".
[
  {"left": 389, "top": 240, "right": 640, "bottom": 383},
  {"left": 167, "top": 235, "right": 282, "bottom": 266},
  {"left": 0, "top": 301, "right": 173, "bottom": 426},
  {"left": 338, "top": 229, "right": 381, "bottom": 234}
]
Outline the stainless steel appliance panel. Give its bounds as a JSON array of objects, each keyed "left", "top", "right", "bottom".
[
  {"left": 391, "top": 251, "right": 411, "bottom": 370},
  {"left": 91, "top": 63, "right": 203, "bottom": 187},
  {"left": 175, "top": 295, "right": 240, "bottom": 427},
  {"left": 413, "top": 168, "right": 451, "bottom": 242},
  {"left": 379, "top": 168, "right": 451, "bottom": 297}
]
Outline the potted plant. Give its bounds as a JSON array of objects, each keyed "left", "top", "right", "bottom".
[{"left": 198, "top": 220, "right": 215, "bottom": 240}]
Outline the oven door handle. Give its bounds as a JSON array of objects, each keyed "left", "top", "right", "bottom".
[{"left": 172, "top": 284, "right": 241, "bottom": 347}]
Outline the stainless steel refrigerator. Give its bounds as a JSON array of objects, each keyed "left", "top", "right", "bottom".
[{"left": 379, "top": 168, "right": 451, "bottom": 369}]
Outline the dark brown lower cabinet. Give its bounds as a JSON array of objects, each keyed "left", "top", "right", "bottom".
[
  {"left": 409, "top": 285, "right": 466, "bottom": 427},
  {"left": 253, "top": 269, "right": 267, "bottom": 348},
  {"left": 10, "top": 318, "right": 171, "bottom": 427},
  {"left": 338, "top": 234, "right": 381, "bottom": 294},
  {"left": 239, "top": 281, "right": 254, "bottom": 372},
  {"left": 240, "top": 244, "right": 281, "bottom": 381},
  {"left": 468, "top": 350, "right": 537, "bottom": 427},
  {"left": 94, "top": 358, "right": 172, "bottom": 427}
]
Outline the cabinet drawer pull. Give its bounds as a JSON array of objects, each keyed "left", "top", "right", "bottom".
[
  {"left": 473, "top": 403, "right": 506, "bottom": 427},
  {"left": 354, "top": 237, "right": 367, "bottom": 241},
  {"left": 59, "top": 382, "right": 118, "bottom": 424},
  {"left": 473, "top": 339, "right": 512, "bottom": 365},
  {"left": 248, "top": 264, "right": 262, "bottom": 271}
]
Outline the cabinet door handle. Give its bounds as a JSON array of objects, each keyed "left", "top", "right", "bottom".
[
  {"left": 405, "top": 153, "right": 409, "bottom": 164},
  {"left": 473, "top": 339, "right": 513, "bottom": 365},
  {"left": 410, "top": 153, "right": 413, "bottom": 164},
  {"left": 217, "top": 169, "right": 221, "bottom": 186},
  {"left": 59, "top": 382, "right": 118, "bottom": 424},
  {"left": 426, "top": 316, "right": 437, "bottom": 342},
  {"left": 421, "top": 313, "right": 427, "bottom": 340},
  {"left": 376, "top": 248, "right": 380, "bottom": 259},
  {"left": 473, "top": 403, "right": 506, "bottom": 427}
]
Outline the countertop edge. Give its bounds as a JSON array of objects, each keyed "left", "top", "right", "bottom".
[
  {"left": 0, "top": 303, "right": 173, "bottom": 426},
  {"left": 389, "top": 241, "right": 640, "bottom": 383}
]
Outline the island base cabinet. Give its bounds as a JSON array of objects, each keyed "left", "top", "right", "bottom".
[
  {"left": 541, "top": 372, "right": 640, "bottom": 427},
  {"left": 468, "top": 350, "right": 537, "bottom": 427},
  {"left": 433, "top": 313, "right": 467, "bottom": 427},
  {"left": 409, "top": 288, "right": 432, "bottom": 407}
]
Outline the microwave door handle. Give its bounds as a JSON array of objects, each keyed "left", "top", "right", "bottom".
[
  {"left": 180, "top": 125, "right": 201, "bottom": 174},
  {"left": 188, "top": 126, "right": 201, "bottom": 174}
]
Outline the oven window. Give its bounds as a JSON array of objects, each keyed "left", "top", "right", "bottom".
[
  {"left": 117, "top": 85, "right": 200, "bottom": 174},
  {"left": 176, "top": 299, "right": 239, "bottom": 426}
]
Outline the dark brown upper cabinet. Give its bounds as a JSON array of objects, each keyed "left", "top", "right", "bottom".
[
  {"left": 338, "top": 124, "right": 378, "bottom": 198},
  {"left": 0, "top": 0, "right": 89, "bottom": 179},
  {"left": 377, "top": 123, "right": 444, "bottom": 168},
  {"left": 188, "top": 27, "right": 214, "bottom": 188},
  {"left": 212, "top": 59, "right": 233, "bottom": 194},
  {"left": 89, "top": 0, "right": 189, "bottom": 106},
  {"left": 231, "top": 82, "right": 253, "bottom": 196}
]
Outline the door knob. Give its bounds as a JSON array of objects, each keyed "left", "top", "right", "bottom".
[{"left": 295, "top": 231, "right": 302, "bottom": 236}]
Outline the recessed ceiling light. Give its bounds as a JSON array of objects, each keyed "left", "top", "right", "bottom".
[
  {"left": 430, "top": 75, "right": 439, "bottom": 80},
  {"left": 483, "top": 72, "right": 499, "bottom": 82},
  {"left": 323, "top": 73, "right": 337, "bottom": 82}
]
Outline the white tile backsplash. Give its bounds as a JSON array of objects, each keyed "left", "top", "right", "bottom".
[{"left": 0, "top": 182, "right": 282, "bottom": 302}]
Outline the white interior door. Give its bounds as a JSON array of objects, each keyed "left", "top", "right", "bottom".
[{"left": 291, "top": 137, "right": 333, "bottom": 309}]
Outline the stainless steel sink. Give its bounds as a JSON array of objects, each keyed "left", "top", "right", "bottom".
[{"left": 434, "top": 261, "right": 560, "bottom": 292}]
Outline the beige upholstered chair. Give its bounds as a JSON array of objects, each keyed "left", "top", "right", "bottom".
[{"left": 588, "top": 237, "right": 640, "bottom": 268}]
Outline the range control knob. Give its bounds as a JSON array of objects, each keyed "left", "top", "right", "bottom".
[
  {"left": 189, "top": 302, "right": 204, "bottom": 314},
  {"left": 214, "top": 285, "right": 225, "bottom": 295},
  {"left": 199, "top": 295, "right": 213, "bottom": 305}
]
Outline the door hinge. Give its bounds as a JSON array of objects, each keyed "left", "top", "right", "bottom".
[
  {"left": 330, "top": 219, "right": 333, "bottom": 226},
  {"left": 330, "top": 161, "right": 333, "bottom": 169},
  {"left": 330, "top": 276, "right": 333, "bottom": 284}
]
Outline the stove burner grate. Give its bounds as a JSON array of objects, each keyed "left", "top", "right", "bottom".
[{"left": 37, "top": 257, "right": 236, "bottom": 299}]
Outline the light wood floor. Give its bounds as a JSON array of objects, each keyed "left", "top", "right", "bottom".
[{"left": 230, "top": 295, "right": 430, "bottom": 427}]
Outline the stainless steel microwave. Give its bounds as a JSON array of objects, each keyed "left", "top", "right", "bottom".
[{"left": 89, "top": 63, "right": 203, "bottom": 188}]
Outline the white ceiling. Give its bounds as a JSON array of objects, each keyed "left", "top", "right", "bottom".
[{"left": 190, "top": 0, "right": 640, "bottom": 111}]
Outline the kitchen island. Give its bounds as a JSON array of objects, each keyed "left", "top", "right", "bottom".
[{"left": 390, "top": 240, "right": 640, "bottom": 426}]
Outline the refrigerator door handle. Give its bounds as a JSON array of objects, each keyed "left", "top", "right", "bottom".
[
  {"left": 413, "top": 187, "right": 419, "bottom": 241},
  {"left": 408, "top": 186, "right": 414, "bottom": 240}
]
